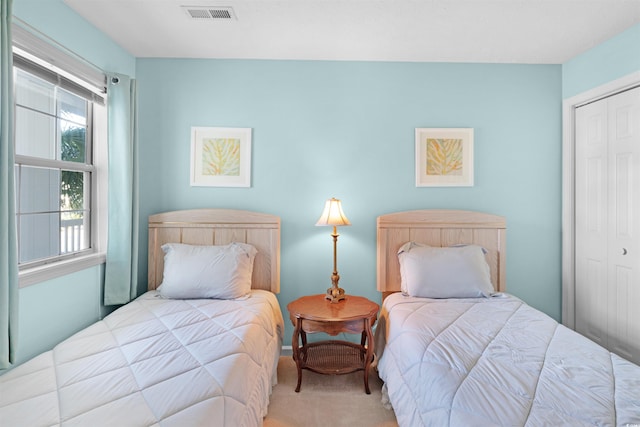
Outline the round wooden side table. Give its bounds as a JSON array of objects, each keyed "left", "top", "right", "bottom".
[{"left": 287, "top": 294, "right": 379, "bottom": 394}]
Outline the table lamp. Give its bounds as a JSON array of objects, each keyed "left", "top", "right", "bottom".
[{"left": 316, "top": 197, "right": 351, "bottom": 303}]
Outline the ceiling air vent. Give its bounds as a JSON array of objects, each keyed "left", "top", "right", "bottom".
[{"left": 182, "top": 6, "right": 237, "bottom": 20}]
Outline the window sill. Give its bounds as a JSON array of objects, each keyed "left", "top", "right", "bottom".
[{"left": 19, "top": 252, "right": 106, "bottom": 288}]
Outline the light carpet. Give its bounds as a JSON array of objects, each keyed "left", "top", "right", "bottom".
[{"left": 264, "top": 356, "right": 398, "bottom": 427}]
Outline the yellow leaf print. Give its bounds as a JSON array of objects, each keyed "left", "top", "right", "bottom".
[
  {"left": 202, "top": 138, "right": 241, "bottom": 176},
  {"left": 426, "top": 138, "right": 463, "bottom": 176}
]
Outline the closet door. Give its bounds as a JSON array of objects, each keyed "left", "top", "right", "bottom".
[
  {"left": 606, "top": 87, "right": 640, "bottom": 362},
  {"left": 575, "top": 86, "right": 640, "bottom": 364},
  {"left": 575, "top": 97, "right": 608, "bottom": 348}
]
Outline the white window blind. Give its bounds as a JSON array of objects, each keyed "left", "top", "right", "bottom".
[{"left": 12, "top": 22, "right": 106, "bottom": 105}]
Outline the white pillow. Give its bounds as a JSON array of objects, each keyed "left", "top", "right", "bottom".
[
  {"left": 158, "top": 242, "right": 257, "bottom": 299},
  {"left": 398, "top": 242, "right": 493, "bottom": 298}
]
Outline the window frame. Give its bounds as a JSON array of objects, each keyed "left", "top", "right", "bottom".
[{"left": 12, "top": 26, "right": 108, "bottom": 288}]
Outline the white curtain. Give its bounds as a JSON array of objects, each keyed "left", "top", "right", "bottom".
[
  {"left": 0, "top": 0, "right": 19, "bottom": 369},
  {"left": 104, "top": 73, "right": 139, "bottom": 305}
]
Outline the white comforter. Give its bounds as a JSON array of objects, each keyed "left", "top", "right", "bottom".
[
  {"left": 0, "top": 290, "right": 284, "bottom": 427},
  {"left": 375, "top": 293, "right": 640, "bottom": 427}
]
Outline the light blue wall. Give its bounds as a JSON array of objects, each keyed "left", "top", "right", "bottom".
[
  {"left": 17, "top": 267, "right": 102, "bottom": 362},
  {"left": 11, "top": 0, "right": 135, "bottom": 365},
  {"left": 562, "top": 23, "right": 640, "bottom": 99},
  {"left": 136, "top": 59, "right": 562, "bottom": 343}
]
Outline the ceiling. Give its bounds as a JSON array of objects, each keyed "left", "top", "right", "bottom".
[{"left": 63, "top": 0, "right": 640, "bottom": 64}]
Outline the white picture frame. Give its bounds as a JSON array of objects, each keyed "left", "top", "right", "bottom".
[
  {"left": 190, "top": 127, "right": 252, "bottom": 187},
  {"left": 415, "top": 127, "right": 474, "bottom": 187}
]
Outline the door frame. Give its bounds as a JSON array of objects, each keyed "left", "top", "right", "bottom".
[{"left": 562, "top": 71, "right": 640, "bottom": 329}]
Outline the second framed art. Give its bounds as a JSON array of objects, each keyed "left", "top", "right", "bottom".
[
  {"left": 190, "top": 127, "right": 252, "bottom": 187},
  {"left": 415, "top": 127, "right": 474, "bottom": 187}
]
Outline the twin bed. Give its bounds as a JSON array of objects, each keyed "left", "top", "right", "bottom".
[
  {"left": 374, "top": 210, "right": 640, "bottom": 426},
  {"left": 1, "top": 208, "right": 638, "bottom": 426},
  {"left": 0, "top": 209, "right": 283, "bottom": 426}
]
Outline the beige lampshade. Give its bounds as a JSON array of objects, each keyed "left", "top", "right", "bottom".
[{"left": 315, "top": 198, "right": 351, "bottom": 227}]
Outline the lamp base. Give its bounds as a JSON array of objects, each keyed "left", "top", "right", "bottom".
[{"left": 326, "top": 286, "right": 346, "bottom": 303}]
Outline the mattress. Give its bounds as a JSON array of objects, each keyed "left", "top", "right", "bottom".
[
  {"left": 375, "top": 293, "right": 640, "bottom": 427},
  {"left": 0, "top": 290, "right": 284, "bottom": 427}
]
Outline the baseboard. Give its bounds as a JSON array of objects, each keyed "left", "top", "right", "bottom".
[{"left": 281, "top": 345, "right": 292, "bottom": 357}]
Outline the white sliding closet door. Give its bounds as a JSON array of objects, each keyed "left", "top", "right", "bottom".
[{"left": 575, "top": 86, "right": 640, "bottom": 364}]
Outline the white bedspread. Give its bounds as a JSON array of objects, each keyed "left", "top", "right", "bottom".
[
  {"left": 375, "top": 293, "right": 640, "bottom": 427},
  {"left": 0, "top": 290, "right": 283, "bottom": 427}
]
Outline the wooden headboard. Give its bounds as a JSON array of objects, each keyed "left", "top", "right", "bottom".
[
  {"left": 377, "top": 210, "right": 506, "bottom": 297},
  {"left": 148, "top": 209, "right": 281, "bottom": 293}
]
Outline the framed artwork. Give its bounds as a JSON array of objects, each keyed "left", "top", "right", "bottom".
[
  {"left": 190, "top": 127, "right": 252, "bottom": 187},
  {"left": 415, "top": 128, "right": 474, "bottom": 187}
]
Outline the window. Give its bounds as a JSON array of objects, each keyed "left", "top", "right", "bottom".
[
  {"left": 14, "top": 67, "right": 94, "bottom": 266},
  {"left": 12, "top": 28, "right": 108, "bottom": 284}
]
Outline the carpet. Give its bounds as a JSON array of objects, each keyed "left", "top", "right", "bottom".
[{"left": 264, "top": 356, "right": 398, "bottom": 427}]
